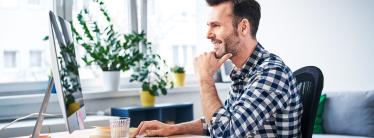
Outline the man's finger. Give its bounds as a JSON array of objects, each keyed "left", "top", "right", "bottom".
[
  {"left": 138, "top": 121, "right": 153, "bottom": 135},
  {"left": 146, "top": 129, "right": 163, "bottom": 136},
  {"left": 217, "top": 53, "right": 233, "bottom": 66},
  {"left": 132, "top": 121, "right": 144, "bottom": 137}
]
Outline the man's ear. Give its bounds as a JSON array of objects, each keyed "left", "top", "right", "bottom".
[{"left": 239, "top": 19, "right": 250, "bottom": 36}]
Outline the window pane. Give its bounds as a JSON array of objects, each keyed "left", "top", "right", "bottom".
[
  {"left": 29, "top": 50, "right": 42, "bottom": 67},
  {"left": 0, "top": 0, "right": 53, "bottom": 83},
  {"left": 147, "top": 0, "right": 198, "bottom": 74},
  {"left": 4, "top": 51, "right": 17, "bottom": 68}
]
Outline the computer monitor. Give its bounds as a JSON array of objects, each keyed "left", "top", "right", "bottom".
[{"left": 48, "top": 11, "right": 86, "bottom": 133}]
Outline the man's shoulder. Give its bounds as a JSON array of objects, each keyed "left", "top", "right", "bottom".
[{"left": 257, "top": 52, "right": 291, "bottom": 74}]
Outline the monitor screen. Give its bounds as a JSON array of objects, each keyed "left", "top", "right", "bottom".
[{"left": 48, "top": 11, "right": 86, "bottom": 133}]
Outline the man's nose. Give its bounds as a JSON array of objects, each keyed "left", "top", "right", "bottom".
[{"left": 206, "top": 29, "right": 215, "bottom": 40}]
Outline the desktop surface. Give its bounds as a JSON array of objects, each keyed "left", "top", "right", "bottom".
[{"left": 18, "top": 128, "right": 209, "bottom": 138}]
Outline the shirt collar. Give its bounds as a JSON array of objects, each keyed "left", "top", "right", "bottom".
[{"left": 230, "top": 43, "right": 265, "bottom": 81}]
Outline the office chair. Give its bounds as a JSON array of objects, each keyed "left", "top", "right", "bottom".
[{"left": 294, "top": 66, "right": 324, "bottom": 138}]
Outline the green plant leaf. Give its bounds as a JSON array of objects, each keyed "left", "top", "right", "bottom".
[
  {"left": 142, "top": 82, "right": 150, "bottom": 91},
  {"left": 42, "top": 36, "right": 49, "bottom": 41},
  {"left": 172, "top": 65, "right": 185, "bottom": 73},
  {"left": 161, "top": 88, "right": 167, "bottom": 95}
]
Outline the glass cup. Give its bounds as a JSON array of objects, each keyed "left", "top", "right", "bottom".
[{"left": 110, "top": 117, "right": 130, "bottom": 138}]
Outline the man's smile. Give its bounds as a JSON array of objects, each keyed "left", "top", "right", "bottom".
[{"left": 212, "top": 39, "right": 223, "bottom": 50}]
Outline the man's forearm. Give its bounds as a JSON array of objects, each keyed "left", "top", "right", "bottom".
[
  {"left": 199, "top": 78, "right": 223, "bottom": 122},
  {"left": 171, "top": 119, "right": 204, "bottom": 135}
]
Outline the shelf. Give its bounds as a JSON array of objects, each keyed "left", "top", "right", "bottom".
[{"left": 111, "top": 103, "right": 193, "bottom": 127}]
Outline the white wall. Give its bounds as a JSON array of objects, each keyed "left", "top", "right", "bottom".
[
  {"left": 196, "top": 0, "right": 374, "bottom": 91},
  {"left": 257, "top": 0, "right": 374, "bottom": 91}
]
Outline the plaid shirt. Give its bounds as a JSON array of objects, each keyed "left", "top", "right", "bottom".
[{"left": 202, "top": 43, "right": 303, "bottom": 137}]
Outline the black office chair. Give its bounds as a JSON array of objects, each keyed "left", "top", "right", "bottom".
[{"left": 294, "top": 66, "right": 324, "bottom": 138}]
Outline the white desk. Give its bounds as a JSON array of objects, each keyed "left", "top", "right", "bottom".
[
  {"left": 2, "top": 116, "right": 117, "bottom": 138},
  {"left": 18, "top": 128, "right": 209, "bottom": 138}
]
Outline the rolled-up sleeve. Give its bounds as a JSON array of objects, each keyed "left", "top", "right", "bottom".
[{"left": 208, "top": 68, "right": 291, "bottom": 137}]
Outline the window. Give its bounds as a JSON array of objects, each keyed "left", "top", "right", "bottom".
[
  {"left": 29, "top": 50, "right": 42, "bottom": 67},
  {"left": 147, "top": 0, "right": 207, "bottom": 74},
  {"left": 0, "top": 0, "right": 134, "bottom": 93},
  {"left": 3, "top": 51, "right": 17, "bottom": 68},
  {"left": 0, "top": 0, "right": 208, "bottom": 94},
  {"left": 172, "top": 45, "right": 196, "bottom": 67},
  {"left": 0, "top": 0, "right": 52, "bottom": 84}
]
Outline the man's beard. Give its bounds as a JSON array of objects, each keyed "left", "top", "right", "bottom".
[{"left": 215, "top": 31, "right": 240, "bottom": 59}]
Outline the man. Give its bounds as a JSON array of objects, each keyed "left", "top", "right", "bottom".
[{"left": 132, "top": 0, "right": 302, "bottom": 137}]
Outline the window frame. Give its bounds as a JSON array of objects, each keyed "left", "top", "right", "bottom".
[{"left": 0, "top": 0, "right": 203, "bottom": 96}]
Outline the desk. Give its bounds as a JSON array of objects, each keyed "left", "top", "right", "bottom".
[{"left": 19, "top": 128, "right": 209, "bottom": 138}]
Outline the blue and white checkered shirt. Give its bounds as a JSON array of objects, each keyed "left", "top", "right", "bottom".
[{"left": 202, "top": 43, "right": 303, "bottom": 137}]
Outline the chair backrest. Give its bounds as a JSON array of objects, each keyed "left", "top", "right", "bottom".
[{"left": 293, "top": 66, "right": 324, "bottom": 138}]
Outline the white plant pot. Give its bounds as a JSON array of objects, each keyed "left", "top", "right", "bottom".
[{"left": 102, "top": 71, "right": 120, "bottom": 91}]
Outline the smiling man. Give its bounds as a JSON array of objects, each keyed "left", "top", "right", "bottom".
[{"left": 132, "top": 0, "right": 303, "bottom": 137}]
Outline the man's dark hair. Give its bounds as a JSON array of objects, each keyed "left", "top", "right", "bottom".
[{"left": 206, "top": 0, "right": 261, "bottom": 38}]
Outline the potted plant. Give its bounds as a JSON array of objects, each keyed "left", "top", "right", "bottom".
[
  {"left": 71, "top": 0, "right": 144, "bottom": 91},
  {"left": 172, "top": 65, "right": 185, "bottom": 87},
  {"left": 130, "top": 46, "right": 174, "bottom": 106}
]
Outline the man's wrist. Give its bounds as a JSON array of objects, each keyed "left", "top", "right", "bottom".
[
  {"left": 170, "top": 124, "right": 181, "bottom": 135},
  {"left": 199, "top": 76, "right": 214, "bottom": 86}
]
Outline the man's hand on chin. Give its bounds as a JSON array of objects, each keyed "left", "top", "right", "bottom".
[{"left": 193, "top": 51, "right": 232, "bottom": 82}]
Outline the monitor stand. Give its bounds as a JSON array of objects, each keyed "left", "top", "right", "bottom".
[{"left": 31, "top": 77, "right": 54, "bottom": 138}]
